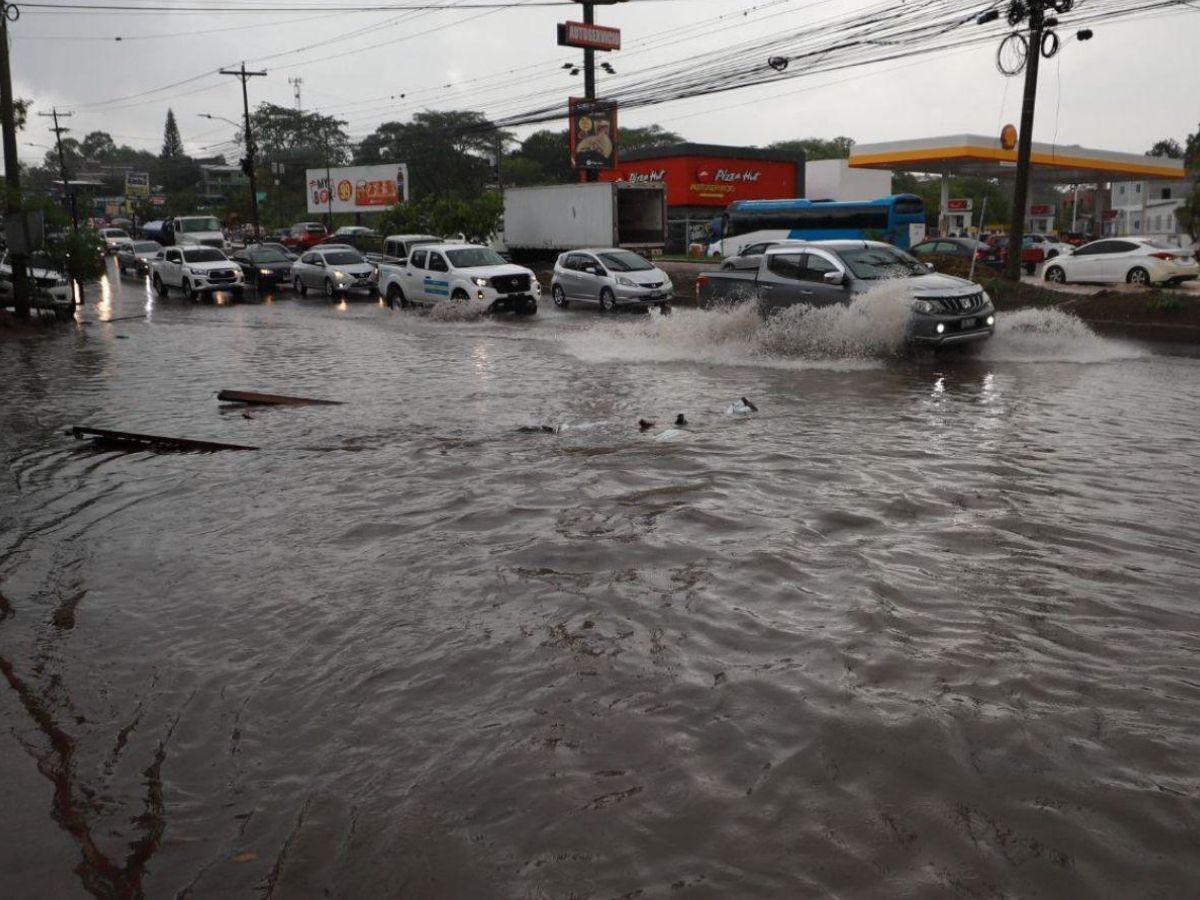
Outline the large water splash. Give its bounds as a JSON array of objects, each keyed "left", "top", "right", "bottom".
[{"left": 978, "top": 307, "right": 1148, "bottom": 363}]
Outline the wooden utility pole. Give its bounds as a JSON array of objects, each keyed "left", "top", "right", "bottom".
[
  {"left": 221, "top": 63, "right": 266, "bottom": 243},
  {"left": 0, "top": 0, "right": 32, "bottom": 318},
  {"left": 38, "top": 107, "right": 78, "bottom": 231},
  {"left": 1003, "top": 0, "right": 1047, "bottom": 282}
]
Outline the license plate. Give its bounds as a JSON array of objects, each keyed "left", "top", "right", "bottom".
[
  {"left": 648, "top": 292, "right": 664, "bottom": 300},
  {"left": 960, "top": 318, "right": 977, "bottom": 330}
]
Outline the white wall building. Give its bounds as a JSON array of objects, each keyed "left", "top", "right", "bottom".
[
  {"left": 1108, "top": 177, "right": 1195, "bottom": 245},
  {"left": 803, "top": 159, "right": 893, "bottom": 202}
]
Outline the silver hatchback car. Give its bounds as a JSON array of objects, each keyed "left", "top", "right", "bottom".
[{"left": 551, "top": 248, "right": 673, "bottom": 312}]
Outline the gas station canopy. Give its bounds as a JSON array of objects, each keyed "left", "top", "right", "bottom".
[{"left": 848, "top": 134, "right": 1186, "bottom": 184}]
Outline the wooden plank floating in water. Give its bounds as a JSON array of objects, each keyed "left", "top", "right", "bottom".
[
  {"left": 217, "top": 390, "right": 342, "bottom": 407},
  {"left": 72, "top": 427, "right": 258, "bottom": 452}
]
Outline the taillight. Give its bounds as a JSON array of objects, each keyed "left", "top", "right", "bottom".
[
  {"left": 696, "top": 275, "right": 709, "bottom": 291},
  {"left": 1150, "top": 252, "right": 1175, "bottom": 260}
]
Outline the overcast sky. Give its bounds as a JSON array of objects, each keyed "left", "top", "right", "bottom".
[{"left": 11, "top": 0, "right": 1200, "bottom": 169}]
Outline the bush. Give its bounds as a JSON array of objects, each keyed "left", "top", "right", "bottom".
[{"left": 378, "top": 192, "right": 503, "bottom": 244}]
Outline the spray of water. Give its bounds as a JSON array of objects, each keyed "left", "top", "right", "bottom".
[{"left": 978, "top": 308, "right": 1148, "bottom": 363}]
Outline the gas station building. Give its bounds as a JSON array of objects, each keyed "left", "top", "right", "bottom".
[{"left": 848, "top": 133, "right": 1187, "bottom": 236}]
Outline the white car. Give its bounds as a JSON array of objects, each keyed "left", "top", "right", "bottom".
[
  {"left": 334, "top": 225, "right": 379, "bottom": 238},
  {"left": 291, "top": 246, "right": 378, "bottom": 298},
  {"left": 100, "top": 227, "right": 131, "bottom": 254},
  {"left": 1023, "top": 233, "right": 1073, "bottom": 260},
  {"left": 1043, "top": 238, "right": 1199, "bottom": 287},
  {"left": 379, "top": 243, "right": 539, "bottom": 315},
  {"left": 150, "top": 245, "right": 244, "bottom": 300},
  {"left": 0, "top": 250, "right": 73, "bottom": 316}
]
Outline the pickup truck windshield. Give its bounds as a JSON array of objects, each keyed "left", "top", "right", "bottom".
[
  {"left": 836, "top": 246, "right": 926, "bottom": 280},
  {"left": 183, "top": 248, "right": 226, "bottom": 263},
  {"left": 597, "top": 250, "right": 654, "bottom": 272},
  {"left": 134, "top": 242, "right": 161, "bottom": 253},
  {"left": 178, "top": 217, "right": 221, "bottom": 233},
  {"left": 446, "top": 248, "right": 506, "bottom": 268},
  {"left": 322, "top": 251, "right": 364, "bottom": 265}
]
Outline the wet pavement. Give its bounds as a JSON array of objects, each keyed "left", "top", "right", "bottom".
[{"left": 2, "top": 257, "right": 1199, "bottom": 898}]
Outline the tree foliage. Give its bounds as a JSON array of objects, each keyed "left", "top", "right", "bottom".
[
  {"left": 1147, "top": 138, "right": 1184, "bottom": 159},
  {"left": 161, "top": 109, "right": 184, "bottom": 159},
  {"left": 893, "top": 173, "right": 1012, "bottom": 229},
  {"left": 377, "top": 191, "right": 503, "bottom": 244},
  {"left": 768, "top": 136, "right": 855, "bottom": 160},
  {"left": 355, "top": 110, "right": 504, "bottom": 199}
]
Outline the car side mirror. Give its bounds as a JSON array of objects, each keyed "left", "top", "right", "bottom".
[
  {"left": 924, "top": 261, "right": 935, "bottom": 272},
  {"left": 823, "top": 270, "right": 846, "bottom": 286}
]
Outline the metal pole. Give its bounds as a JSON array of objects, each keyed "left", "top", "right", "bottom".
[
  {"left": 1071, "top": 183, "right": 1079, "bottom": 232},
  {"left": 222, "top": 63, "right": 266, "bottom": 244},
  {"left": 1004, "top": 1, "right": 1045, "bottom": 281},
  {"left": 968, "top": 196, "right": 987, "bottom": 284},
  {"left": 1, "top": 1, "right": 32, "bottom": 318},
  {"left": 40, "top": 108, "right": 78, "bottom": 232},
  {"left": 583, "top": 1, "right": 597, "bottom": 184}
]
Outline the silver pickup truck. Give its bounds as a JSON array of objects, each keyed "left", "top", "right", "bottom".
[{"left": 696, "top": 240, "right": 996, "bottom": 347}]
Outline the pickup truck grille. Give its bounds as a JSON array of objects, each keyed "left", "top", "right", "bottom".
[
  {"left": 208, "top": 269, "right": 237, "bottom": 283},
  {"left": 929, "top": 293, "right": 985, "bottom": 314},
  {"left": 491, "top": 274, "right": 531, "bottom": 294}
]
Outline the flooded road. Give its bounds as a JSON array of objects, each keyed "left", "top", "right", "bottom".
[{"left": 2, "top": 259, "right": 1199, "bottom": 898}]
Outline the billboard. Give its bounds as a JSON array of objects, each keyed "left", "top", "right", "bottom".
[
  {"left": 569, "top": 98, "right": 618, "bottom": 171},
  {"left": 600, "top": 154, "right": 801, "bottom": 207},
  {"left": 125, "top": 171, "right": 150, "bottom": 197},
  {"left": 305, "top": 163, "right": 409, "bottom": 214},
  {"left": 557, "top": 21, "right": 621, "bottom": 51}
]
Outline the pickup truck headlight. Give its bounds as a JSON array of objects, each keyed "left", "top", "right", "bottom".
[
  {"left": 259, "top": 268, "right": 273, "bottom": 276},
  {"left": 912, "top": 299, "right": 938, "bottom": 314},
  {"left": 616, "top": 276, "right": 635, "bottom": 287},
  {"left": 533, "top": 280, "right": 541, "bottom": 294},
  {"left": 187, "top": 267, "right": 204, "bottom": 276},
  {"left": 471, "top": 276, "right": 489, "bottom": 287}
]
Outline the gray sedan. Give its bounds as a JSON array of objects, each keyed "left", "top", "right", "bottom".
[
  {"left": 291, "top": 247, "right": 378, "bottom": 298},
  {"left": 116, "top": 240, "right": 165, "bottom": 276},
  {"left": 551, "top": 248, "right": 673, "bottom": 313}
]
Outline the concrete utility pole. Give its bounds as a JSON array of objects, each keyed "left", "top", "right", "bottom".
[
  {"left": 38, "top": 107, "right": 78, "bottom": 231},
  {"left": 221, "top": 63, "right": 267, "bottom": 243},
  {"left": 0, "top": 0, "right": 31, "bottom": 318},
  {"left": 1003, "top": 0, "right": 1048, "bottom": 282}
]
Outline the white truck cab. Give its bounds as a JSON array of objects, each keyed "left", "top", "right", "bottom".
[
  {"left": 166, "top": 215, "right": 227, "bottom": 251},
  {"left": 380, "top": 234, "right": 441, "bottom": 265},
  {"left": 150, "top": 245, "right": 244, "bottom": 301},
  {"left": 379, "top": 243, "right": 539, "bottom": 315}
]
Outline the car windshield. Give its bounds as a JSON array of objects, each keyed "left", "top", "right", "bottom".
[
  {"left": 179, "top": 217, "right": 220, "bottom": 233},
  {"left": 835, "top": 246, "right": 927, "bottom": 279},
  {"left": 183, "top": 248, "right": 226, "bottom": 263},
  {"left": 103, "top": 229, "right": 128, "bottom": 238},
  {"left": 446, "top": 248, "right": 506, "bottom": 268},
  {"left": 263, "top": 243, "right": 292, "bottom": 254},
  {"left": 134, "top": 242, "right": 160, "bottom": 253},
  {"left": 250, "top": 247, "right": 290, "bottom": 262},
  {"left": 597, "top": 250, "right": 654, "bottom": 272},
  {"left": 322, "top": 250, "right": 364, "bottom": 265}
]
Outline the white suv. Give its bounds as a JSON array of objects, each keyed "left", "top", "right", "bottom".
[
  {"left": 379, "top": 243, "right": 539, "bottom": 315},
  {"left": 151, "top": 246, "right": 244, "bottom": 300}
]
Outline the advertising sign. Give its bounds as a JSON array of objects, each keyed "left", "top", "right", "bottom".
[
  {"left": 557, "top": 20, "right": 621, "bottom": 51},
  {"left": 305, "top": 163, "right": 409, "bottom": 214},
  {"left": 125, "top": 171, "right": 150, "bottom": 197},
  {"left": 1029, "top": 203, "right": 1053, "bottom": 216},
  {"left": 569, "top": 98, "right": 618, "bottom": 171},
  {"left": 601, "top": 155, "right": 800, "bottom": 207},
  {"left": 945, "top": 198, "right": 973, "bottom": 212}
]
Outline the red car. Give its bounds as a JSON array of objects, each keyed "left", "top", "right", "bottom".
[
  {"left": 987, "top": 234, "right": 1045, "bottom": 274},
  {"left": 281, "top": 222, "right": 328, "bottom": 251}
]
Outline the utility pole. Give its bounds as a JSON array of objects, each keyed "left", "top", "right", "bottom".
[
  {"left": 288, "top": 76, "right": 303, "bottom": 111},
  {"left": 582, "top": 1, "right": 597, "bottom": 183},
  {"left": 0, "top": 0, "right": 31, "bottom": 319},
  {"left": 1003, "top": 0, "right": 1048, "bottom": 282},
  {"left": 221, "top": 63, "right": 266, "bottom": 243},
  {"left": 38, "top": 107, "right": 78, "bottom": 231}
]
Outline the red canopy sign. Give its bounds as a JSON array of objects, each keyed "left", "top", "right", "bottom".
[{"left": 557, "top": 21, "right": 621, "bottom": 51}]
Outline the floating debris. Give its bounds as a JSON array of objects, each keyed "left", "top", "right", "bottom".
[
  {"left": 217, "top": 390, "right": 342, "bottom": 407},
  {"left": 71, "top": 427, "right": 258, "bottom": 453}
]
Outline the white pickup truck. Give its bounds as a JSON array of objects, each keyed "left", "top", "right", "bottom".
[
  {"left": 150, "top": 245, "right": 245, "bottom": 301},
  {"left": 378, "top": 243, "right": 539, "bottom": 315}
]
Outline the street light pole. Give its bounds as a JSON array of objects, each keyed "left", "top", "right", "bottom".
[
  {"left": 220, "top": 63, "right": 267, "bottom": 243},
  {"left": 0, "top": 0, "right": 32, "bottom": 319}
]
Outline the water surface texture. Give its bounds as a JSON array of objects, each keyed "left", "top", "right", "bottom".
[{"left": 2, "top": 265, "right": 1199, "bottom": 898}]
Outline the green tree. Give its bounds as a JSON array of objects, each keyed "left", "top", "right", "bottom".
[
  {"left": 768, "top": 136, "right": 855, "bottom": 160},
  {"left": 81, "top": 131, "right": 117, "bottom": 161},
  {"left": 619, "top": 124, "right": 684, "bottom": 152},
  {"left": 378, "top": 192, "right": 503, "bottom": 243},
  {"left": 14, "top": 99, "right": 29, "bottom": 131},
  {"left": 1147, "top": 138, "right": 1184, "bottom": 159},
  {"left": 510, "top": 129, "right": 574, "bottom": 184},
  {"left": 161, "top": 109, "right": 184, "bottom": 159},
  {"left": 499, "top": 155, "right": 546, "bottom": 187},
  {"left": 893, "top": 173, "right": 1012, "bottom": 229}
]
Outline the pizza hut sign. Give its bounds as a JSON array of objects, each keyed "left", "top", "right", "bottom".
[
  {"left": 626, "top": 170, "right": 666, "bottom": 184},
  {"left": 696, "top": 167, "right": 763, "bottom": 184}
]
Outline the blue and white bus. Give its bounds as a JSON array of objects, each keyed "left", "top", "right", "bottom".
[{"left": 716, "top": 194, "right": 927, "bottom": 257}]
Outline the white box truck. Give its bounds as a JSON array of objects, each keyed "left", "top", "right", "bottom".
[{"left": 502, "top": 182, "right": 667, "bottom": 259}]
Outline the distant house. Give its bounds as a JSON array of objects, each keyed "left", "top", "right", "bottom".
[
  {"left": 198, "top": 164, "right": 249, "bottom": 204},
  {"left": 1108, "top": 176, "right": 1196, "bottom": 244}
]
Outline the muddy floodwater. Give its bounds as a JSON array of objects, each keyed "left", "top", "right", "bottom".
[{"left": 2, "top": 261, "right": 1199, "bottom": 898}]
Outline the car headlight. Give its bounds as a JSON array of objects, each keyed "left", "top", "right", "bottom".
[
  {"left": 259, "top": 268, "right": 273, "bottom": 276},
  {"left": 981, "top": 291, "right": 992, "bottom": 307},
  {"left": 333, "top": 270, "right": 344, "bottom": 279},
  {"left": 187, "top": 267, "right": 203, "bottom": 276},
  {"left": 616, "top": 275, "right": 635, "bottom": 287},
  {"left": 533, "top": 280, "right": 541, "bottom": 294},
  {"left": 912, "top": 299, "right": 938, "bottom": 314},
  {"left": 471, "top": 276, "right": 489, "bottom": 287}
]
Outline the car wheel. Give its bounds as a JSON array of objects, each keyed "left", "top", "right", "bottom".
[
  {"left": 184, "top": 279, "right": 200, "bottom": 302},
  {"left": 521, "top": 299, "right": 538, "bottom": 316},
  {"left": 1045, "top": 265, "right": 1067, "bottom": 284},
  {"left": 599, "top": 288, "right": 617, "bottom": 313},
  {"left": 1127, "top": 266, "right": 1151, "bottom": 286},
  {"left": 324, "top": 278, "right": 337, "bottom": 300},
  {"left": 294, "top": 276, "right": 308, "bottom": 296},
  {"left": 451, "top": 288, "right": 470, "bottom": 303},
  {"left": 153, "top": 274, "right": 168, "bottom": 297},
  {"left": 386, "top": 284, "right": 407, "bottom": 309},
  {"left": 552, "top": 284, "right": 568, "bottom": 308}
]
